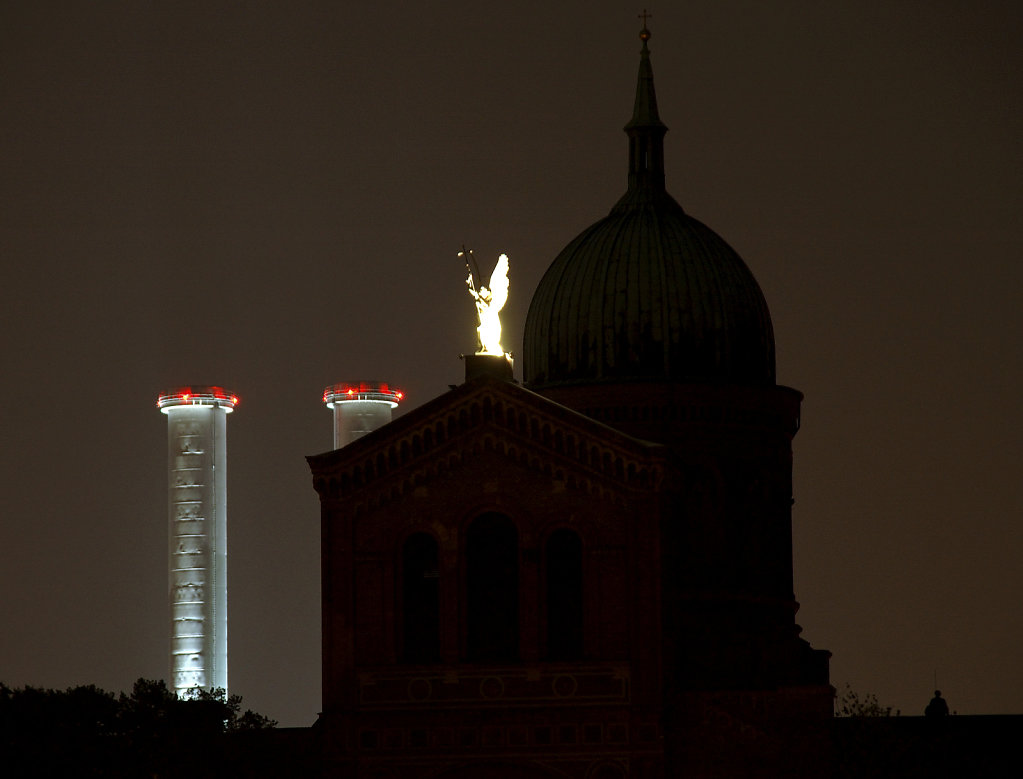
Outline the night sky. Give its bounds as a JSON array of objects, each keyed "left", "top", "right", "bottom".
[{"left": 2, "top": 2, "right": 1020, "bottom": 726}]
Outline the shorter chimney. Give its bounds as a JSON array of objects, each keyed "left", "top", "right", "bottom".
[{"left": 323, "top": 381, "right": 403, "bottom": 448}]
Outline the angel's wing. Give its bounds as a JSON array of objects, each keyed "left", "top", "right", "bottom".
[{"left": 488, "top": 254, "right": 510, "bottom": 312}]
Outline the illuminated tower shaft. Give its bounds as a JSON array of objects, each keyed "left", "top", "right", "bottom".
[
  {"left": 158, "top": 386, "right": 238, "bottom": 697},
  {"left": 324, "top": 381, "right": 403, "bottom": 448}
]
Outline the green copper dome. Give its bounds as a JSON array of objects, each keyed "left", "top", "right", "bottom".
[{"left": 523, "top": 31, "right": 775, "bottom": 389}]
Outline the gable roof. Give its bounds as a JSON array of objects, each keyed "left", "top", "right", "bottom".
[{"left": 307, "top": 374, "right": 667, "bottom": 513}]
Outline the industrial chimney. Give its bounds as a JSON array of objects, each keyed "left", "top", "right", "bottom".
[
  {"left": 157, "top": 386, "right": 237, "bottom": 698},
  {"left": 323, "top": 381, "right": 403, "bottom": 448}
]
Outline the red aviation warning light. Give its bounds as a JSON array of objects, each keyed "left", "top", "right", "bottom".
[
  {"left": 158, "top": 386, "right": 239, "bottom": 413},
  {"left": 323, "top": 381, "right": 404, "bottom": 409}
]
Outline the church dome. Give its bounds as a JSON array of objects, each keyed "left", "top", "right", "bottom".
[{"left": 523, "top": 30, "right": 775, "bottom": 389}]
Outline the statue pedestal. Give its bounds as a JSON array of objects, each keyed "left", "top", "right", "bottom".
[{"left": 462, "top": 353, "right": 514, "bottom": 383}]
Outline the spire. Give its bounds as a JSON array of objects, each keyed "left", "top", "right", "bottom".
[{"left": 622, "top": 17, "right": 668, "bottom": 200}]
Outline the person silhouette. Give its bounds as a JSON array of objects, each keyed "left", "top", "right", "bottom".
[{"left": 925, "top": 689, "right": 949, "bottom": 717}]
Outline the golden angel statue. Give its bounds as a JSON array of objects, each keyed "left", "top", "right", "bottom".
[{"left": 462, "top": 248, "right": 510, "bottom": 356}]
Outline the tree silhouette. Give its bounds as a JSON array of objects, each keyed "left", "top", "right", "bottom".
[
  {"left": 0, "top": 678, "right": 275, "bottom": 778},
  {"left": 834, "top": 682, "right": 900, "bottom": 717}
]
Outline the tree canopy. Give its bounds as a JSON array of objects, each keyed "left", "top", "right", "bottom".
[{"left": 0, "top": 678, "right": 275, "bottom": 777}]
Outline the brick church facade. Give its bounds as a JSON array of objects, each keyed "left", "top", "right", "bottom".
[{"left": 308, "top": 25, "right": 831, "bottom": 778}]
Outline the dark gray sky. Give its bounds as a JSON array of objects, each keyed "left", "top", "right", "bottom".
[{"left": 1, "top": 2, "right": 1020, "bottom": 726}]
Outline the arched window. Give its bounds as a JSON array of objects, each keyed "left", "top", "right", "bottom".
[
  {"left": 546, "top": 529, "right": 583, "bottom": 660},
  {"left": 402, "top": 533, "right": 439, "bottom": 662},
  {"left": 466, "top": 514, "right": 518, "bottom": 661}
]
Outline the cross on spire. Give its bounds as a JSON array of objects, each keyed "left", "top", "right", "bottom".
[{"left": 638, "top": 9, "right": 652, "bottom": 42}]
